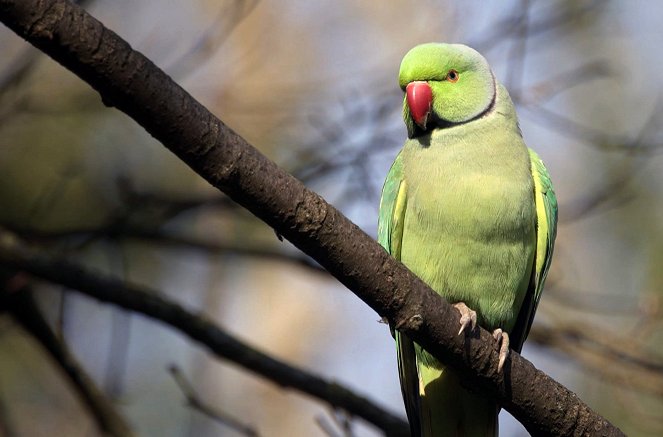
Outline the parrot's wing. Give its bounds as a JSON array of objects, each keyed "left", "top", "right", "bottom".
[
  {"left": 378, "top": 151, "right": 406, "bottom": 260},
  {"left": 511, "top": 149, "right": 558, "bottom": 352},
  {"left": 377, "top": 152, "right": 420, "bottom": 435}
]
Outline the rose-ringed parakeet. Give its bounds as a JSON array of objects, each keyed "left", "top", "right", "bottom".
[{"left": 378, "top": 43, "right": 557, "bottom": 436}]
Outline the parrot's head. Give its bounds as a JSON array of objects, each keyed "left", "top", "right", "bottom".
[{"left": 398, "top": 43, "right": 496, "bottom": 138}]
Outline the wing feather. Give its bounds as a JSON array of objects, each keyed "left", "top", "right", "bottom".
[
  {"left": 511, "top": 149, "right": 558, "bottom": 352},
  {"left": 377, "top": 152, "right": 420, "bottom": 435}
]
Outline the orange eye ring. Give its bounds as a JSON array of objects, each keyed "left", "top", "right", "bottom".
[{"left": 446, "top": 69, "right": 459, "bottom": 82}]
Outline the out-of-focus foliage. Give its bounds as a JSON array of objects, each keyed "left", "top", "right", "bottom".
[{"left": 1, "top": 0, "right": 663, "bottom": 436}]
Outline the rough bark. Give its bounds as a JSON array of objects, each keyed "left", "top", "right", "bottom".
[{"left": 0, "top": 1, "right": 623, "bottom": 435}]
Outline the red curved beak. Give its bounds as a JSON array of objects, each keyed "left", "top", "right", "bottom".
[{"left": 406, "top": 81, "right": 432, "bottom": 129}]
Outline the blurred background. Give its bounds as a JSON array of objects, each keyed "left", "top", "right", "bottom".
[{"left": 1, "top": 0, "right": 663, "bottom": 436}]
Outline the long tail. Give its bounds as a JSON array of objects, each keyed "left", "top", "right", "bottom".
[{"left": 418, "top": 360, "right": 498, "bottom": 437}]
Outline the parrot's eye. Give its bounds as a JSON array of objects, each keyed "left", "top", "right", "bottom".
[{"left": 446, "top": 69, "right": 459, "bottom": 82}]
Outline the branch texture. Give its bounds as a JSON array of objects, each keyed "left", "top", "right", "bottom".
[{"left": 0, "top": 1, "right": 622, "bottom": 435}]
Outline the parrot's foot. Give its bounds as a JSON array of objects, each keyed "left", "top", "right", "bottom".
[
  {"left": 453, "top": 302, "right": 477, "bottom": 335},
  {"left": 492, "top": 329, "right": 510, "bottom": 372}
]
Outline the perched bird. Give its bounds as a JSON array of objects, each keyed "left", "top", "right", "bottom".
[{"left": 378, "top": 43, "right": 557, "bottom": 436}]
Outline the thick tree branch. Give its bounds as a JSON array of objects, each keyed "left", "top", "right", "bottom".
[
  {"left": 0, "top": 1, "right": 622, "bottom": 435},
  {"left": 0, "top": 230, "right": 409, "bottom": 436}
]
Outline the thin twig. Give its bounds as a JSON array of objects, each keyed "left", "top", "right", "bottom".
[
  {"left": 0, "top": 283, "right": 136, "bottom": 437},
  {"left": 516, "top": 60, "right": 613, "bottom": 106},
  {"left": 529, "top": 322, "right": 663, "bottom": 396},
  {"left": 505, "top": 0, "right": 529, "bottom": 102},
  {"left": 0, "top": 230, "right": 409, "bottom": 436},
  {"left": 315, "top": 409, "right": 357, "bottom": 437},
  {"left": 165, "top": 0, "right": 260, "bottom": 79},
  {"left": 471, "top": 0, "right": 605, "bottom": 53},
  {"left": 9, "top": 224, "right": 327, "bottom": 275},
  {"left": 0, "top": 2, "right": 624, "bottom": 434},
  {"left": 169, "top": 364, "right": 259, "bottom": 437},
  {"left": 315, "top": 414, "right": 343, "bottom": 437}
]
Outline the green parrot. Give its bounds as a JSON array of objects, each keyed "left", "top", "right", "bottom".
[{"left": 378, "top": 43, "right": 557, "bottom": 436}]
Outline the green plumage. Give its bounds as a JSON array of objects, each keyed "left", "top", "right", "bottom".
[{"left": 378, "top": 43, "right": 557, "bottom": 436}]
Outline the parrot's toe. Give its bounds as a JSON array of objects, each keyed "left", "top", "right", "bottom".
[
  {"left": 492, "top": 329, "right": 510, "bottom": 372},
  {"left": 453, "top": 302, "right": 477, "bottom": 335}
]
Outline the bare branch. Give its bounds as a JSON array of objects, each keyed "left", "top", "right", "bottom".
[
  {"left": 123, "top": 229, "right": 325, "bottom": 273},
  {"left": 315, "top": 409, "right": 356, "bottom": 437},
  {"left": 516, "top": 60, "right": 613, "bottom": 107},
  {"left": 504, "top": 0, "right": 530, "bottom": 101},
  {"left": 530, "top": 323, "right": 663, "bottom": 396},
  {"left": 0, "top": 1, "right": 624, "bottom": 435},
  {"left": 522, "top": 104, "right": 663, "bottom": 155},
  {"left": 10, "top": 223, "right": 327, "bottom": 274},
  {"left": 471, "top": 0, "right": 605, "bottom": 53},
  {"left": 0, "top": 230, "right": 409, "bottom": 436},
  {"left": 0, "top": 282, "right": 136, "bottom": 437},
  {"left": 166, "top": 0, "right": 260, "bottom": 79},
  {"left": 315, "top": 412, "right": 352, "bottom": 437},
  {"left": 168, "top": 365, "right": 260, "bottom": 437}
]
